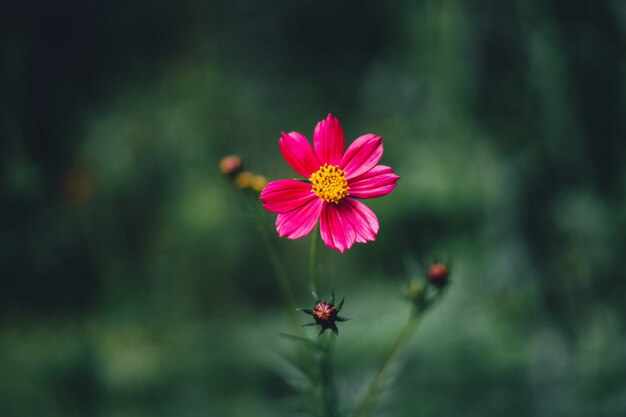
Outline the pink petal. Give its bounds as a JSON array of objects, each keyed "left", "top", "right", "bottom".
[
  {"left": 347, "top": 165, "right": 400, "bottom": 199},
  {"left": 319, "top": 206, "right": 338, "bottom": 251},
  {"left": 260, "top": 180, "right": 316, "bottom": 213},
  {"left": 319, "top": 198, "right": 380, "bottom": 252},
  {"left": 340, "top": 134, "right": 383, "bottom": 180},
  {"left": 340, "top": 198, "right": 379, "bottom": 243},
  {"left": 320, "top": 203, "right": 356, "bottom": 253},
  {"left": 280, "top": 131, "right": 321, "bottom": 178},
  {"left": 313, "top": 114, "right": 344, "bottom": 166},
  {"left": 276, "top": 197, "right": 324, "bottom": 239}
]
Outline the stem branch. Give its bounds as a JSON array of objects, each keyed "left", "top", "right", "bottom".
[
  {"left": 251, "top": 195, "right": 300, "bottom": 331},
  {"left": 352, "top": 311, "right": 419, "bottom": 417}
]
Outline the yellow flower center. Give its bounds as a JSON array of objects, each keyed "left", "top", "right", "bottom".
[{"left": 309, "top": 164, "right": 349, "bottom": 204}]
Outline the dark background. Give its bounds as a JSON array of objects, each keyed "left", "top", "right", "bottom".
[{"left": 2, "top": 1, "right": 626, "bottom": 416}]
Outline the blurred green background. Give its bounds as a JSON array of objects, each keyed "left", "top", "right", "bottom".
[{"left": 2, "top": 1, "right": 626, "bottom": 416}]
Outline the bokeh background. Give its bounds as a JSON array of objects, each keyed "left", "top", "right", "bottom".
[{"left": 2, "top": 1, "right": 626, "bottom": 416}]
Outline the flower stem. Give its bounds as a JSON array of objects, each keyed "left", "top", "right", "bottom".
[
  {"left": 318, "top": 333, "right": 338, "bottom": 417},
  {"left": 351, "top": 310, "right": 419, "bottom": 417},
  {"left": 309, "top": 226, "right": 319, "bottom": 293},
  {"left": 250, "top": 195, "right": 300, "bottom": 331}
]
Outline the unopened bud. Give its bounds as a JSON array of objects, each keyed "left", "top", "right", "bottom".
[
  {"left": 235, "top": 171, "right": 253, "bottom": 189},
  {"left": 313, "top": 301, "right": 338, "bottom": 326},
  {"left": 299, "top": 290, "right": 351, "bottom": 336},
  {"left": 426, "top": 262, "right": 449, "bottom": 288},
  {"left": 407, "top": 280, "right": 424, "bottom": 299},
  {"left": 250, "top": 175, "right": 268, "bottom": 193},
  {"left": 219, "top": 155, "right": 242, "bottom": 176}
]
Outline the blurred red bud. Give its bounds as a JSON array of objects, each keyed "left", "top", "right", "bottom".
[{"left": 426, "top": 263, "right": 449, "bottom": 288}]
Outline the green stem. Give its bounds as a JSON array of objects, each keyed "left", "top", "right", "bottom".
[
  {"left": 309, "top": 226, "right": 319, "bottom": 293},
  {"left": 319, "top": 334, "right": 338, "bottom": 417},
  {"left": 351, "top": 311, "right": 419, "bottom": 417},
  {"left": 251, "top": 195, "right": 300, "bottom": 331}
]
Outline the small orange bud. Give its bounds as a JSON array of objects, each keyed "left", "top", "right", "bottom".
[
  {"left": 426, "top": 263, "right": 449, "bottom": 288},
  {"left": 235, "top": 171, "right": 253, "bottom": 189},
  {"left": 219, "top": 155, "right": 242, "bottom": 175},
  {"left": 250, "top": 175, "right": 268, "bottom": 193}
]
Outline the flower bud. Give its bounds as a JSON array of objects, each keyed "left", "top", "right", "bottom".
[
  {"left": 219, "top": 155, "right": 242, "bottom": 176},
  {"left": 407, "top": 279, "right": 424, "bottom": 299},
  {"left": 299, "top": 290, "right": 351, "bottom": 336},
  {"left": 250, "top": 175, "right": 268, "bottom": 193},
  {"left": 426, "top": 262, "right": 449, "bottom": 288},
  {"left": 313, "top": 301, "right": 338, "bottom": 326},
  {"left": 235, "top": 171, "right": 253, "bottom": 189}
]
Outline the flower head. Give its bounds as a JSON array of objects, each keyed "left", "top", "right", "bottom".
[
  {"left": 300, "top": 289, "right": 351, "bottom": 336},
  {"left": 260, "top": 114, "right": 399, "bottom": 252},
  {"left": 313, "top": 301, "right": 338, "bottom": 325}
]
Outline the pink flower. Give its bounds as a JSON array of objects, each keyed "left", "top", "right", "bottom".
[{"left": 260, "top": 114, "right": 399, "bottom": 252}]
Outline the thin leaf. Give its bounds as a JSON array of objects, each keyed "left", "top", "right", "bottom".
[
  {"left": 297, "top": 308, "right": 314, "bottom": 316},
  {"left": 336, "top": 296, "right": 345, "bottom": 312},
  {"left": 278, "top": 332, "right": 323, "bottom": 351}
]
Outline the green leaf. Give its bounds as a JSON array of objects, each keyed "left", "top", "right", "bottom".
[
  {"left": 278, "top": 332, "right": 323, "bottom": 351},
  {"left": 336, "top": 296, "right": 345, "bottom": 312}
]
